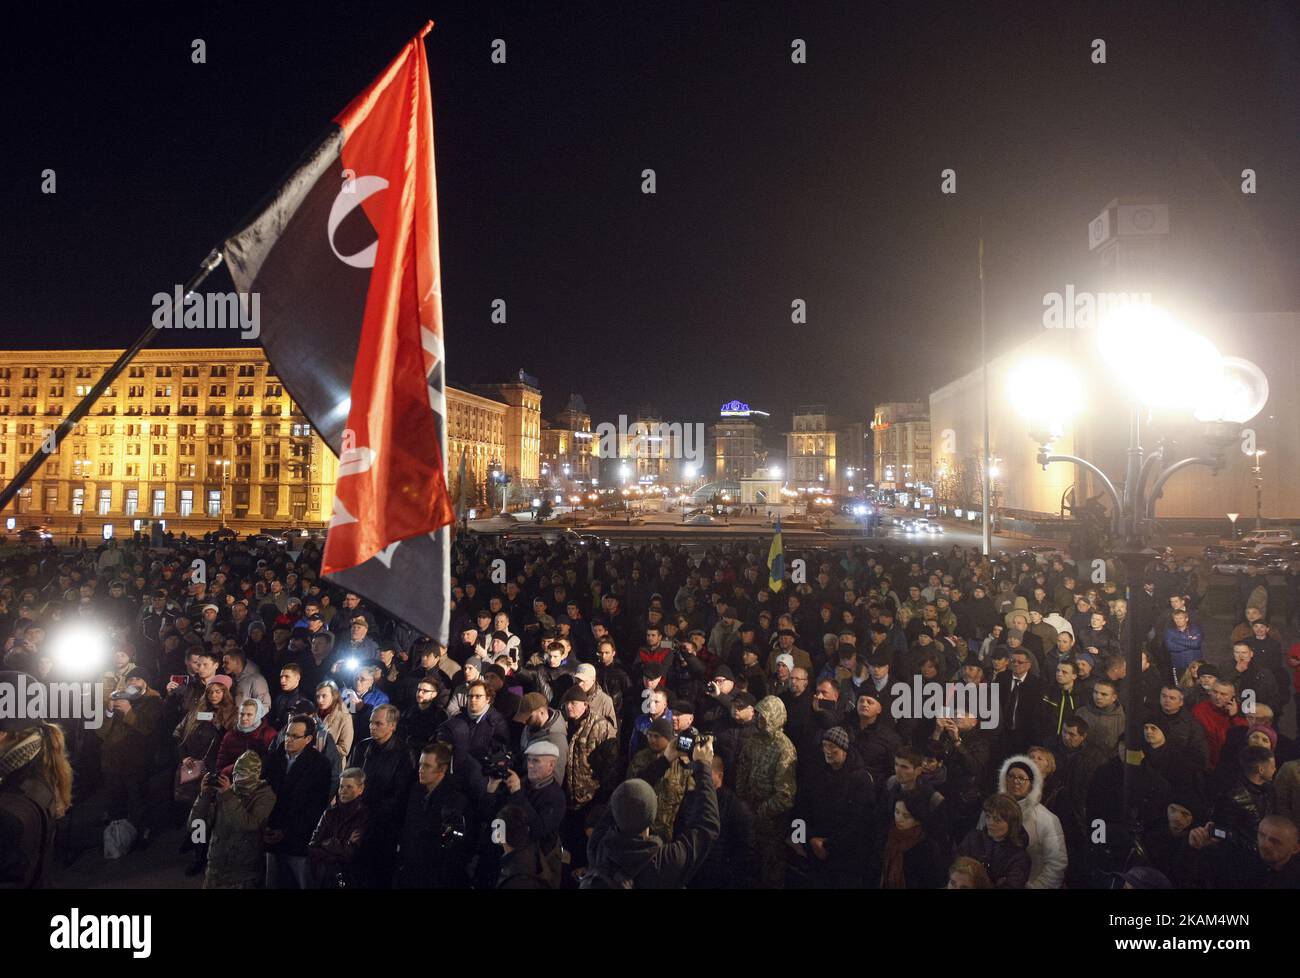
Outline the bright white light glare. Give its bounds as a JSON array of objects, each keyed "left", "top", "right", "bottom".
[
  {"left": 1097, "top": 305, "right": 1220, "bottom": 411},
  {"left": 49, "top": 624, "right": 111, "bottom": 679},
  {"left": 1007, "top": 357, "right": 1083, "bottom": 435},
  {"left": 770, "top": 467, "right": 781, "bottom": 477},
  {"left": 1193, "top": 356, "right": 1269, "bottom": 424}
]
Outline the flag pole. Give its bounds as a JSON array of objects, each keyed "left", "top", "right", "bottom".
[
  {"left": 0, "top": 249, "right": 226, "bottom": 515},
  {"left": 979, "top": 219, "right": 992, "bottom": 557}
]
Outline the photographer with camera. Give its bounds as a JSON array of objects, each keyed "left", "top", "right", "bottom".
[
  {"left": 1189, "top": 813, "right": 1300, "bottom": 888},
  {"left": 666, "top": 633, "right": 707, "bottom": 707},
  {"left": 476, "top": 740, "right": 567, "bottom": 888},
  {"left": 629, "top": 717, "right": 698, "bottom": 841},
  {"left": 585, "top": 734, "right": 719, "bottom": 888},
  {"left": 188, "top": 749, "right": 275, "bottom": 889},
  {"left": 393, "top": 742, "right": 474, "bottom": 888}
]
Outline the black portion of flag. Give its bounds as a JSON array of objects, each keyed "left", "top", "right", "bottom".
[
  {"left": 223, "top": 127, "right": 370, "bottom": 456},
  {"left": 327, "top": 526, "right": 451, "bottom": 644}
]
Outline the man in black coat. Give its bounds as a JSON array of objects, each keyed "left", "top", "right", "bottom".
[
  {"left": 680, "top": 754, "right": 755, "bottom": 889},
  {"left": 349, "top": 704, "right": 415, "bottom": 886},
  {"left": 437, "top": 680, "right": 511, "bottom": 775},
  {"left": 994, "top": 649, "right": 1044, "bottom": 762},
  {"left": 398, "top": 676, "right": 448, "bottom": 761},
  {"left": 849, "top": 691, "right": 904, "bottom": 786},
  {"left": 393, "top": 742, "right": 474, "bottom": 888},
  {"left": 263, "top": 714, "right": 333, "bottom": 889},
  {"left": 793, "top": 725, "right": 877, "bottom": 888},
  {"left": 1147, "top": 685, "right": 1210, "bottom": 770}
]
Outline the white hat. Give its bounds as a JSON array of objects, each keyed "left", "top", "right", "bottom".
[
  {"left": 574, "top": 663, "right": 597, "bottom": 681},
  {"left": 775, "top": 653, "right": 795, "bottom": 672},
  {"left": 1043, "top": 613, "right": 1073, "bottom": 638},
  {"left": 524, "top": 740, "right": 561, "bottom": 758}
]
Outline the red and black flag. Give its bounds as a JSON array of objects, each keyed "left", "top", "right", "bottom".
[{"left": 223, "top": 23, "right": 454, "bottom": 642}]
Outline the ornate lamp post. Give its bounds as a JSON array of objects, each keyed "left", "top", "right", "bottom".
[{"left": 1012, "top": 305, "right": 1269, "bottom": 846}]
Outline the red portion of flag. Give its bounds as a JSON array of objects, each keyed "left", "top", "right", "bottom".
[{"left": 322, "top": 23, "right": 453, "bottom": 577}]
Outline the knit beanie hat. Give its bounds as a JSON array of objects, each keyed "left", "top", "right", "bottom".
[
  {"left": 821, "top": 726, "right": 851, "bottom": 751},
  {"left": 1246, "top": 722, "right": 1279, "bottom": 751},
  {"left": 610, "top": 778, "right": 658, "bottom": 835}
]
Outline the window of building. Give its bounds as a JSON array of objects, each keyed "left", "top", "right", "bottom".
[
  {"left": 152, "top": 462, "right": 166, "bottom": 477},
  {"left": 72, "top": 488, "right": 85, "bottom": 515},
  {"left": 98, "top": 488, "right": 111, "bottom": 515},
  {"left": 180, "top": 490, "right": 194, "bottom": 517},
  {"left": 44, "top": 487, "right": 58, "bottom": 511},
  {"left": 125, "top": 489, "right": 138, "bottom": 516},
  {"left": 207, "top": 490, "right": 222, "bottom": 517}
]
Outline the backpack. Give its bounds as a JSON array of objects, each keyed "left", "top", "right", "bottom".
[{"left": 579, "top": 862, "right": 635, "bottom": 889}]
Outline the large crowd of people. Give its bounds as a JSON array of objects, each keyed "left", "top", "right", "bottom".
[{"left": 2, "top": 529, "right": 1299, "bottom": 889}]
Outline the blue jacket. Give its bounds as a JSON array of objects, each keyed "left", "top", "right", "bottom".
[{"left": 1163, "top": 624, "right": 1203, "bottom": 669}]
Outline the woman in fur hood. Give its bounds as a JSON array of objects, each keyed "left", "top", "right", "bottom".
[{"left": 984, "top": 753, "right": 1069, "bottom": 888}]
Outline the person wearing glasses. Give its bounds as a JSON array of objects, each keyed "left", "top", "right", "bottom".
[
  {"left": 262, "top": 714, "right": 332, "bottom": 889},
  {"left": 994, "top": 755, "right": 1067, "bottom": 889}
]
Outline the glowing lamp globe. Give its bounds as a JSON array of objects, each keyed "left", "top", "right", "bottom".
[
  {"left": 1007, "top": 357, "right": 1083, "bottom": 442},
  {"left": 1097, "top": 305, "right": 1220, "bottom": 411},
  {"left": 1193, "top": 356, "right": 1269, "bottom": 424}
]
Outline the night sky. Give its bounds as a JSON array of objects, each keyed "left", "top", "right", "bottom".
[{"left": 5, "top": 1, "right": 1298, "bottom": 430}]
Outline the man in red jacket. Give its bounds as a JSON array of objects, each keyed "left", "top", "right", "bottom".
[{"left": 1192, "top": 680, "right": 1249, "bottom": 769}]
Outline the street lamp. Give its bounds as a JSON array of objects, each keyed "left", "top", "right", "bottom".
[
  {"left": 1227, "top": 512, "right": 1240, "bottom": 540},
  {"left": 220, "top": 458, "right": 231, "bottom": 530},
  {"left": 1014, "top": 306, "right": 1268, "bottom": 849},
  {"left": 1251, "top": 450, "right": 1266, "bottom": 528}
]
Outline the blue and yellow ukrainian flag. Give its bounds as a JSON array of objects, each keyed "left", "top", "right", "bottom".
[{"left": 768, "top": 516, "right": 785, "bottom": 592}]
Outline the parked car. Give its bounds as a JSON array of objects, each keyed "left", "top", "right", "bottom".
[
  {"left": 683, "top": 513, "right": 715, "bottom": 525},
  {"left": 17, "top": 525, "right": 54, "bottom": 545},
  {"left": 1212, "top": 554, "right": 1273, "bottom": 575},
  {"left": 1240, "top": 528, "right": 1295, "bottom": 548}
]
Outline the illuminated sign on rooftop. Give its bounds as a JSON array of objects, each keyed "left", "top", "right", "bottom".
[{"left": 720, "top": 400, "right": 770, "bottom": 418}]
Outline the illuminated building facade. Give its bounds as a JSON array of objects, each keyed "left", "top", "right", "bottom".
[
  {"left": 0, "top": 348, "right": 541, "bottom": 533},
  {"left": 710, "top": 400, "right": 769, "bottom": 482},
  {"left": 871, "top": 401, "right": 931, "bottom": 488},
  {"left": 786, "top": 406, "right": 837, "bottom": 489},
  {"left": 540, "top": 394, "right": 596, "bottom": 484}
]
